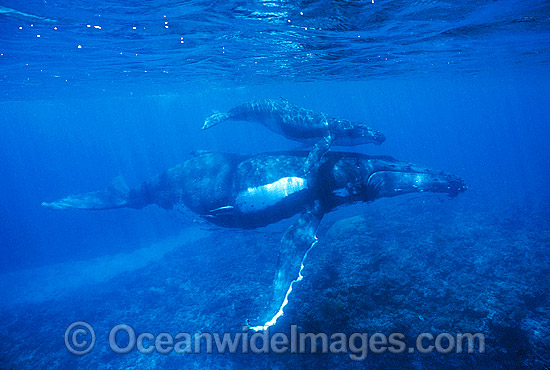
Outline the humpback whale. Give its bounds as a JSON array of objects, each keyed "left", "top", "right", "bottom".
[
  {"left": 43, "top": 151, "right": 466, "bottom": 328},
  {"left": 203, "top": 99, "right": 386, "bottom": 172}
]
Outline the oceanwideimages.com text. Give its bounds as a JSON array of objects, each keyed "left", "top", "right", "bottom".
[{"left": 65, "top": 321, "right": 486, "bottom": 360}]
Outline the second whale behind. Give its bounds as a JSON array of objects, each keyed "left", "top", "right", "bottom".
[{"left": 203, "top": 98, "right": 386, "bottom": 172}]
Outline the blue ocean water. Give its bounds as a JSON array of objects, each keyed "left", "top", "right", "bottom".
[{"left": 1, "top": 1, "right": 550, "bottom": 369}]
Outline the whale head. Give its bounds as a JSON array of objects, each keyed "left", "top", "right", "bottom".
[
  {"left": 324, "top": 154, "right": 466, "bottom": 205},
  {"left": 331, "top": 120, "right": 386, "bottom": 146}
]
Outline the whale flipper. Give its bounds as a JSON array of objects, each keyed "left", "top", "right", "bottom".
[
  {"left": 257, "top": 200, "right": 324, "bottom": 328},
  {"left": 202, "top": 112, "right": 231, "bottom": 130},
  {"left": 303, "top": 134, "right": 334, "bottom": 173}
]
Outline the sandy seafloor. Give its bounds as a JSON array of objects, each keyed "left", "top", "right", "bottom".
[{"left": 1, "top": 190, "right": 548, "bottom": 370}]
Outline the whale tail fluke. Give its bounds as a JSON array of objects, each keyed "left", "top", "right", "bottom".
[
  {"left": 42, "top": 176, "right": 130, "bottom": 211},
  {"left": 202, "top": 112, "right": 230, "bottom": 130}
]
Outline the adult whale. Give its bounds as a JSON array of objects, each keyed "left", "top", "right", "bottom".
[
  {"left": 43, "top": 151, "right": 466, "bottom": 329},
  {"left": 203, "top": 98, "right": 386, "bottom": 172}
]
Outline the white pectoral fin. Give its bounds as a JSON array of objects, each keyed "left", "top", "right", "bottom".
[
  {"left": 235, "top": 177, "right": 307, "bottom": 214},
  {"left": 250, "top": 200, "right": 325, "bottom": 330}
]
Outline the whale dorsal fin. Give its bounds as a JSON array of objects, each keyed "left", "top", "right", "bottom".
[{"left": 107, "top": 175, "right": 129, "bottom": 196}]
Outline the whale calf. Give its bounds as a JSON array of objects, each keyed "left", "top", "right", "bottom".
[{"left": 203, "top": 98, "right": 386, "bottom": 172}]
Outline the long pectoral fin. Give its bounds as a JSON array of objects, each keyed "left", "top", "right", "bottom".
[
  {"left": 251, "top": 200, "right": 325, "bottom": 330},
  {"left": 303, "top": 135, "right": 334, "bottom": 174}
]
